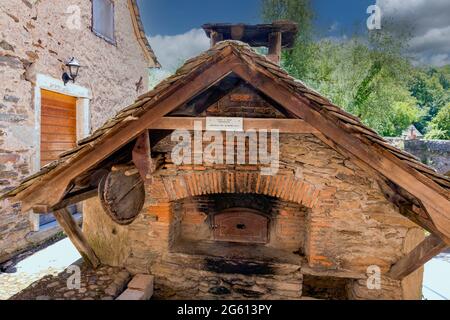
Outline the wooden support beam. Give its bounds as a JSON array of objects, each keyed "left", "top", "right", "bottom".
[
  {"left": 230, "top": 25, "right": 245, "bottom": 40},
  {"left": 268, "top": 31, "right": 282, "bottom": 64},
  {"left": 149, "top": 117, "right": 319, "bottom": 134},
  {"left": 387, "top": 234, "right": 448, "bottom": 280},
  {"left": 51, "top": 189, "right": 98, "bottom": 212},
  {"left": 32, "top": 189, "right": 98, "bottom": 214},
  {"left": 132, "top": 130, "right": 153, "bottom": 183},
  {"left": 53, "top": 207, "right": 100, "bottom": 269}
]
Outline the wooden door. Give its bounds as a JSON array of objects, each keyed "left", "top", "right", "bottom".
[
  {"left": 213, "top": 208, "right": 269, "bottom": 244},
  {"left": 40, "top": 89, "right": 77, "bottom": 167}
]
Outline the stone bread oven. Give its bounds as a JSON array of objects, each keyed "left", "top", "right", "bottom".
[{"left": 4, "top": 22, "right": 450, "bottom": 300}]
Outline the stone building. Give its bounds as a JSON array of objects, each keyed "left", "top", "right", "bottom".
[
  {"left": 0, "top": 0, "right": 159, "bottom": 263},
  {"left": 2, "top": 23, "right": 450, "bottom": 300}
]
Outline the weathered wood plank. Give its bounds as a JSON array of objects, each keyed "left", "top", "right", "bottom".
[
  {"left": 51, "top": 189, "right": 98, "bottom": 212},
  {"left": 387, "top": 234, "right": 448, "bottom": 280},
  {"left": 268, "top": 31, "right": 282, "bottom": 64},
  {"left": 32, "top": 189, "right": 98, "bottom": 214},
  {"left": 132, "top": 130, "right": 153, "bottom": 182},
  {"left": 53, "top": 208, "right": 100, "bottom": 269},
  {"left": 98, "top": 170, "right": 145, "bottom": 225},
  {"left": 149, "top": 117, "right": 318, "bottom": 133}
]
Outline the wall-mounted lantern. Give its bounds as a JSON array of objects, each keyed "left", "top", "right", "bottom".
[{"left": 62, "top": 57, "right": 81, "bottom": 85}]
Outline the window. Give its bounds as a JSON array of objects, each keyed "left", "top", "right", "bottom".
[{"left": 92, "top": 0, "right": 115, "bottom": 44}]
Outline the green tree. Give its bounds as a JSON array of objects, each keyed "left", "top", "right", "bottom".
[
  {"left": 425, "top": 103, "right": 450, "bottom": 140},
  {"left": 261, "top": 0, "right": 314, "bottom": 79},
  {"left": 261, "top": 0, "right": 421, "bottom": 137},
  {"left": 409, "top": 69, "right": 449, "bottom": 133}
]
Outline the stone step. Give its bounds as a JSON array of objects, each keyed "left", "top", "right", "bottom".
[{"left": 116, "top": 274, "right": 154, "bottom": 300}]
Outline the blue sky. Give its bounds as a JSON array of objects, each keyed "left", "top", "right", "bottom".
[
  {"left": 138, "top": 0, "right": 374, "bottom": 37},
  {"left": 138, "top": 0, "right": 450, "bottom": 72}
]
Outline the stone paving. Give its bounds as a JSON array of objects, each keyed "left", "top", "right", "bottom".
[
  {"left": 0, "top": 238, "right": 81, "bottom": 300},
  {"left": 0, "top": 267, "right": 62, "bottom": 300},
  {"left": 10, "top": 262, "right": 131, "bottom": 300}
]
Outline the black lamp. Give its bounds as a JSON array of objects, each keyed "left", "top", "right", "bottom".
[{"left": 62, "top": 57, "right": 81, "bottom": 85}]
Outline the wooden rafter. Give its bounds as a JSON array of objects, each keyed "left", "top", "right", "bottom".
[
  {"left": 32, "top": 188, "right": 98, "bottom": 214},
  {"left": 231, "top": 61, "right": 450, "bottom": 240},
  {"left": 14, "top": 49, "right": 236, "bottom": 211},
  {"left": 387, "top": 234, "right": 448, "bottom": 280}
]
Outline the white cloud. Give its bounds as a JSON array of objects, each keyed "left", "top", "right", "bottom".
[
  {"left": 148, "top": 29, "right": 210, "bottom": 73},
  {"left": 377, "top": 0, "right": 450, "bottom": 66}
]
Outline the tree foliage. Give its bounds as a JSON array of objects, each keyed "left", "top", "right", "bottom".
[
  {"left": 261, "top": 0, "right": 448, "bottom": 139},
  {"left": 425, "top": 103, "right": 450, "bottom": 140},
  {"left": 409, "top": 67, "right": 450, "bottom": 133},
  {"left": 262, "top": 0, "right": 314, "bottom": 78}
]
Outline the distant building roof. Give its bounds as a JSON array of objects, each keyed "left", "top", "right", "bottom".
[{"left": 402, "top": 125, "right": 423, "bottom": 140}]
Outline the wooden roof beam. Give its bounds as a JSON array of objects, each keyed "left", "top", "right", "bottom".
[
  {"left": 15, "top": 49, "right": 237, "bottom": 212},
  {"left": 387, "top": 234, "right": 448, "bottom": 280},
  {"left": 149, "top": 117, "right": 319, "bottom": 134},
  {"left": 231, "top": 60, "right": 450, "bottom": 240}
]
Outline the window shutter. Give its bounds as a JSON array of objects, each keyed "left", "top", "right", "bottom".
[{"left": 92, "top": 0, "right": 115, "bottom": 43}]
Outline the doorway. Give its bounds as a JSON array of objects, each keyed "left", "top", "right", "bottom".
[{"left": 39, "top": 90, "right": 78, "bottom": 227}]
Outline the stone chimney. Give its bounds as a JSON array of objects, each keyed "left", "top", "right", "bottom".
[{"left": 202, "top": 21, "right": 298, "bottom": 64}]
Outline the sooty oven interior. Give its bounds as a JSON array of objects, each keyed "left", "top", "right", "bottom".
[{"left": 171, "top": 193, "right": 308, "bottom": 261}]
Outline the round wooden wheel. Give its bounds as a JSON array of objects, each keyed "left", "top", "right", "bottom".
[{"left": 98, "top": 168, "right": 145, "bottom": 225}]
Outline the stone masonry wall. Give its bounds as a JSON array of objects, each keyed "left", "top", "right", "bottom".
[
  {"left": 385, "top": 138, "right": 450, "bottom": 175},
  {"left": 83, "top": 133, "right": 425, "bottom": 299},
  {"left": 404, "top": 140, "right": 450, "bottom": 175},
  {"left": 0, "top": 0, "right": 151, "bottom": 262}
]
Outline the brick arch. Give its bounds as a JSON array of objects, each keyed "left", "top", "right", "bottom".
[{"left": 159, "top": 171, "right": 323, "bottom": 209}]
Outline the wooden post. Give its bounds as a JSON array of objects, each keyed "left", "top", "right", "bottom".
[
  {"left": 230, "top": 25, "right": 245, "bottom": 40},
  {"left": 387, "top": 234, "right": 447, "bottom": 280},
  {"left": 132, "top": 130, "right": 154, "bottom": 183},
  {"left": 53, "top": 207, "right": 100, "bottom": 269},
  {"left": 268, "top": 31, "right": 282, "bottom": 64},
  {"left": 210, "top": 31, "right": 223, "bottom": 47}
]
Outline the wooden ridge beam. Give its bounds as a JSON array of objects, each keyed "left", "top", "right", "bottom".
[
  {"left": 53, "top": 207, "right": 100, "bottom": 269},
  {"left": 387, "top": 234, "right": 448, "bottom": 280},
  {"left": 149, "top": 117, "right": 318, "bottom": 133}
]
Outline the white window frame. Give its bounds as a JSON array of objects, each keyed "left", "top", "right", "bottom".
[
  {"left": 92, "top": 0, "right": 116, "bottom": 45},
  {"left": 29, "top": 74, "right": 91, "bottom": 232}
]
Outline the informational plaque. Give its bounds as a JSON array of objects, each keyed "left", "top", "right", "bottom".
[{"left": 206, "top": 117, "right": 244, "bottom": 132}]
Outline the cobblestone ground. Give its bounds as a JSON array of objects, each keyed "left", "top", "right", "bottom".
[
  {"left": 8, "top": 262, "right": 131, "bottom": 300},
  {"left": 0, "top": 238, "right": 81, "bottom": 300},
  {"left": 0, "top": 267, "right": 62, "bottom": 300}
]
